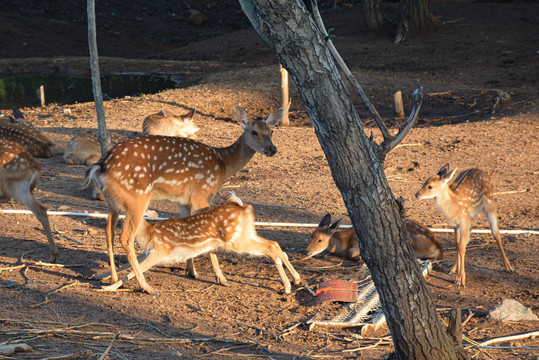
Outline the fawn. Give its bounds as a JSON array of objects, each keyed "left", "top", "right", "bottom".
[
  {"left": 85, "top": 105, "right": 283, "bottom": 294},
  {"left": 0, "top": 108, "right": 54, "bottom": 158},
  {"left": 142, "top": 108, "right": 199, "bottom": 139},
  {"left": 415, "top": 163, "right": 513, "bottom": 287},
  {"left": 0, "top": 140, "right": 58, "bottom": 262},
  {"left": 306, "top": 213, "right": 443, "bottom": 261},
  {"left": 99, "top": 192, "right": 302, "bottom": 293},
  {"left": 64, "top": 132, "right": 128, "bottom": 166}
]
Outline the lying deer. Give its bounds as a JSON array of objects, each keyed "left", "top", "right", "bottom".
[
  {"left": 305, "top": 213, "right": 443, "bottom": 260},
  {"left": 64, "top": 132, "right": 128, "bottom": 166},
  {"left": 99, "top": 192, "right": 302, "bottom": 293},
  {"left": 0, "top": 139, "right": 58, "bottom": 262},
  {"left": 0, "top": 108, "right": 54, "bottom": 158},
  {"left": 85, "top": 105, "right": 283, "bottom": 294},
  {"left": 142, "top": 108, "right": 199, "bottom": 139},
  {"left": 415, "top": 163, "right": 513, "bottom": 287}
]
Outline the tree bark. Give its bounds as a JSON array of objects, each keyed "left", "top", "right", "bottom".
[
  {"left": 394, "top": 0, "right": 443, "bottom": 43},
  {"left": 87, "top": 0, "right": 109, "bottom": 154},
  {"left": 362, "top": 0, "right": 385, "bottom": 32},
  {"left": 239, "top": 1, "right": 466, "bottom": 359}
]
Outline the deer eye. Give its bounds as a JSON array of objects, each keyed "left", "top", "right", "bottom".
[
  {"left": 318, "top": 239, "right": 323, "bottom": 243},
  {"left": 427, "top": 185, "right": 432, "bottom": 189},
  {"left": 251, "top": 130, "right": 258, "bottom": 137}
]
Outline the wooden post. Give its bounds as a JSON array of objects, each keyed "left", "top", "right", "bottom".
[
  {"left": 37, "top": 85, "right": 45, "bottom": 107},
  {"left": 280, "top": 64, "right": 290, "bottom": 126},
  {"left": 393, "top": 90, "right": 405, "bottom": 119}
]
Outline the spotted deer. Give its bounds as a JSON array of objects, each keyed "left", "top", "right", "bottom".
[
  {"left": 0, "top": 140, "right": 58, "bottom": 262},
  {"left": 0, "top": 108, "right": 54, "bottom": 158},
  {"left": 64, "top": 132, "right": 129, "bottom": 166},
  {"left": 305, "top": 213, "right": 443, "bottom": 261},
  {"left": 415, "top": 163, "right": 513, "bottom": 287},
  {"left": 142, "top": 108, "right": 199, "bottom": 139},
  {"left": 98, "top": 192, "right": 301, "bottom": 293},
  {"left": 85, "top": 105, "right": 283, "bottom": 294}
]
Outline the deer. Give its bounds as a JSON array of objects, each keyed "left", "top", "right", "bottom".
[
  {"left": 85, "top": 104, "right": 283, "bottom": 294},
  {"left": 64, "top": 132, "right": 129, "bottom": 166},
  {"left": 305, "top": 212, "right": 443, "bottom": 261},
  {"left": 0, "top": 139, "right": 58, "bottom": 262},
  {"left": 415, "top": 163, "right": 514, "bottom": 287},
  {"left": 142, "top": 108, "right": 199, "bottom": 139},
  {"left": 98, "top": 192, "right": 302, "bottom": 293},
  {"left": 0, "top": 108, "right": 54, "bottom": 158}
]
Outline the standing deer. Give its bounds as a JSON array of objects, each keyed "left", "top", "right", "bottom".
[
  {"left": 85, "top": 105, "right": 283, "bottom": 294},
  {"left": 305, "top": 213, "right": 443, "bottom": 261},
  {"left": 98, "top": 192, "right": 302, "bottom": 293},
  {"left": 0, "top": 140, "right": 58, "bottom": 262},
  {"left": 142, "top": 108, "right": 199, "bottom": 139},
  {"left": 0, "top": 108, "right": 54, "bottom": 158},
  {"left": 415, "top": 163, "right": 513, "bottom": 287}
]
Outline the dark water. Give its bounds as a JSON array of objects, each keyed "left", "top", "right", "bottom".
[{"left": 0, "top": 74, "right": 181, "bottom": 109}]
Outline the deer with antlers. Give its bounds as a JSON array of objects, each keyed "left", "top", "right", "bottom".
[
  {"left": 99, "top": 192, "right": 301, "bottom": 293},
  {"left": 415, "top": 163, "right": 513, "bottom": 287},
  {"left": 305, "top": 212, "right": 443, "bottom": 261},
  {"left": 0, "top": 108, "right": 54, "bottom": 158},
  {"left": 142, "top": 108, "right": 199, "bottom": 139},
  {"left": 0, "top": 140, "right": 58, "bottom": 262},
  {"left": 85, "top": 105, "right": 283, "bottom": 293}
]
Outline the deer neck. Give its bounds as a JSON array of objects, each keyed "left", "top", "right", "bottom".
[
  {"left": 214, "top": 133, "right": 256, "bottom": 179},
  {"left": 434, "top": 187, "right": 460, "bottom": 224}
]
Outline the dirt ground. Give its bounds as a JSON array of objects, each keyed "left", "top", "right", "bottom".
[{"left": 0, "top": 1, "right": 538, "bottom": 359}]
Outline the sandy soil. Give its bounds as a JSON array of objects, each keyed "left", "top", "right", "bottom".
[{"left": 0, "top": 1, "right": 538, "bottom": 359}]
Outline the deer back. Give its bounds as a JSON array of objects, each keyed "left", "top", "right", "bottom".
[
  {"left": 405, "top": 219, "right": 443, "bottom": 260},
  {"left": 142, "top": 109, "right": 199, "bottom": 139},
  {"left": 64, "top": 132, "right": 128, "bottom": 165},
  {"left": 0, "top": 115, "right": 54, "bottom": 158}
]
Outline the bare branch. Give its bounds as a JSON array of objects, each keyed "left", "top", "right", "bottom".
[
  {"left": 382, "top": 85, "right": 423, "bottom": 154},
  {"left": 309, "top": 1, "right": 390, "bottom": 140}
]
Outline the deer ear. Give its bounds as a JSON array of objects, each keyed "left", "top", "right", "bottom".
[
  {"left": 265, "top": 107, "right": 283, "bottom": 128},
  {"left": 318, "top": 213, "right": 332, "bottom": 228},
  {"left": 234, "top": 104, "right": 249, "bottom": 128},
  {"left": 437, "top": 163, "right": 450, "bottom": 177},
  {"left": 329, "top": 218, "right": 343, "bottom": 232},
  {"left": 183, "top": 109, "right": 195, "bottom": 121},
  {"left": 161, "top": 108, "right": 176, "bottom": 117},
  {"left": 443, "top": 167, "right": 458, "bottom": 184},
  {"left": 12, "top": 108, "right": 24, "bottom": 119}
]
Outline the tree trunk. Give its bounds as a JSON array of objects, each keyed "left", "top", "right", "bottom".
[
  {"left": 362, "top": 0, "right": 385, "bottom": 31},
  {"left": 239, "top": 1, "right": 466, "bottom": 359},
  {"left": 394, "top": 0, "right": 443, "bottom": 43},
  {"left": 87, "top": 0, "right": 109, "bottom": 154}
]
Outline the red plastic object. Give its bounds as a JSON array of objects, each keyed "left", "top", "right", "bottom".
[{"left": 316, "top": 280, "right": 358, "bottom": 304}]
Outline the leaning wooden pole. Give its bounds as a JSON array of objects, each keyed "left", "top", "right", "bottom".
[
  {"left": 280, "top": 64, "right": 290, "bottom": 126},
  {"left": 87, "top": 0, "right": 109, "bottom": 155}
]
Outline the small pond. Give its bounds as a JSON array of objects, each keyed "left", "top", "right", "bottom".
[{"left": 0, "top": 74, "right": 181, "bottom": 109}]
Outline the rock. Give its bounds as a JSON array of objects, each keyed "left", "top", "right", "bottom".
[{"left": 489, "top": 299, "right": 539, "bottom": 321}]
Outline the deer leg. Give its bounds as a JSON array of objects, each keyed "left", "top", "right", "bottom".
[
  {"left": 247, "top": 236, "right": 299, "bottom": 293},
  {"left": 9, "top": 180, "right": 58, "bottom": 263},
  {"left": 209, "top": 253, "right": 230, "bottom": 286},
  {"left": 102, "top": 251, "right": 162, "bottom": 292},
  {"left": 279, "top": 249, "right": 303, "bottom": 286},
  {"left": 119, "top": 205, "right": 156, "bottom": 294},
  {"left": 455, "top": 225, "right": 470, "bottom": 287},
  {"left": 485, "top": 208, "right": 514, "bottom": 272},
  {"left": 449, "top": 227, "right": 459, "bottom": 275},
  {"left": 105, "top": 211, "right": 120, "bottom": 282}
]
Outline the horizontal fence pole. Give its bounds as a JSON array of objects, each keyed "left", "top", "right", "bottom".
[{"left": 1, "top": 208, "right": 537, "bottom": 235}]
